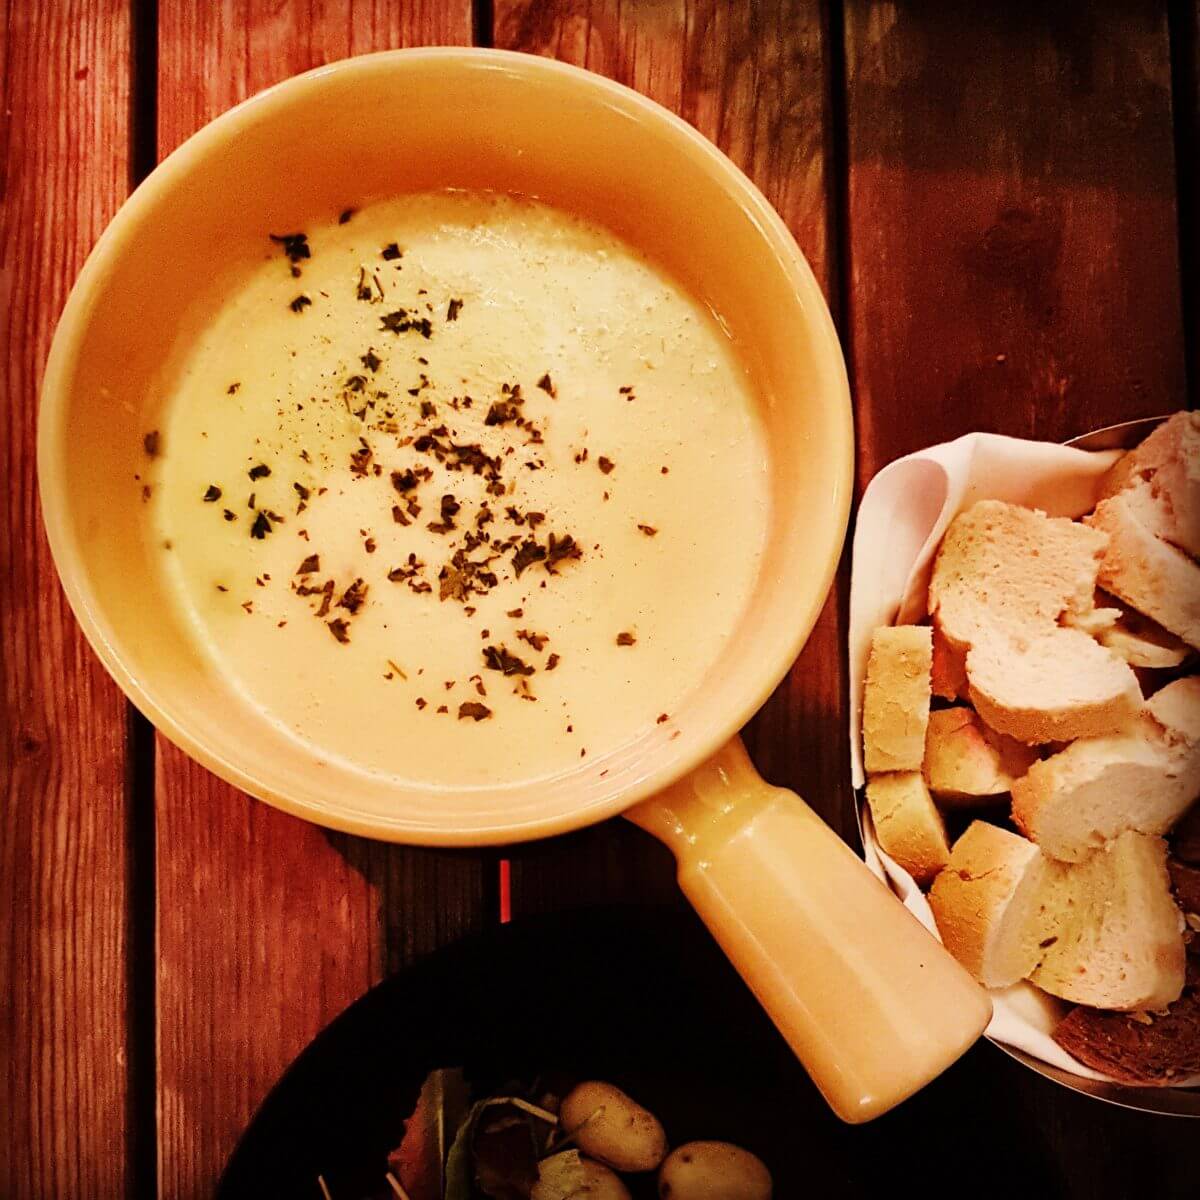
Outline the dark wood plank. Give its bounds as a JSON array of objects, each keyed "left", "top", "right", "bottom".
[
  {"left": 845, "top": 0, "right": 1187, "bottom": 486},
  {"left": 1171, "top": 0, "right": 1199, "bottom": 400},
  {"left": 0, "top": 3, "right": 137, "bottom": 1197},
  {"left": 842, "top": 1, "right": 1191, "bottom": 1191},
  {"left": 493, "top": 0, "right": 847, "bottom": 913},
  {"left": 152, "top": 5, "right": 478, "bottom": 1195}
]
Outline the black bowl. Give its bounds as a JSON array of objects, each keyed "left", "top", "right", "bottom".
[{"left": 217, "top": 905, "right": 1124, "bottom": 1199}]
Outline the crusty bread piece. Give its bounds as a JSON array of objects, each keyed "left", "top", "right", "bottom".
[
  {"left": 923, "top": 706, "right": 1037, "bottom": 805},
  {"left": 862, "top": 626, "right": 932, "bottom": 773},
  {"left": 1102, "top": 411, "right": 1199, "bottom": 498},
  {"left": 966, "top": 627, "right": 1142, "bottom": 744},
  {"left": 1031, "top": 831, "right": 1185, "bottom": 1012},
  {"left": 1053, "top": 963, "right": 1200, "bottom": 1086},
  {"left": 930, "top": 500, "right": 1108, "bottom": 649},
  {"left": 1087, "top": 483, "right": 1200, "bottom": 650},
  {"left": 1010, "top": 678, "right": 1200, "bottom": 864},
  {"left": 1146, "top": 675, "right": 1200, "bottom": 748},
  {"left": 930, "top": 622, "right": 968, "bottom": 699},
  {"left": 929, "top": 500, "right": 1141, "bottom": 742},
  {"left": 1064, "top": 590, "right": 1190, "bottom": 668},
  {"left": 1012, "top": 700, "right": 1199, "bottom": 864},
  {"left": 928, "top": 821, "right": 1053, "bottom": 987},
  {"left": 1099, "top": 606, "right": 1191, "bottom": 669},
  {"left": 1063, "top": 604, "right": 1122, "bottom": 637},
  {"left": 1100, "top": 411, "right": 1200, "bottom": 559},
  {"left": 864, "top": 772, "right": 951, "bottom": 886}
]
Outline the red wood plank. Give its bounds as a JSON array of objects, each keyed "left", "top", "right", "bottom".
[
  {"left": 493, "top": 0, "right": 848, "bottom": 913},
  {"left": 156, "top": 0, "right": 474, "bottom": 158},
  {"left": 843, "top": 1, "right": 1191, "bottom": 1188},
  {"left": 153, "top": 5, "right": 477, "bottom": 1195},
  {"left": 0, "top": 3, "right": 136, "bottom": 1197}
]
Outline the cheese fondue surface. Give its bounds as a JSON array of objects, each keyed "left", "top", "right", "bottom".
[{"left": 152, "top": 192, "right": 769, "bottom": 786}]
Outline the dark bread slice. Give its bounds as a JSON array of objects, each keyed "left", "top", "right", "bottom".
[{"left": 1052, "top": 964, "right": 1200, "bottom": 1086}]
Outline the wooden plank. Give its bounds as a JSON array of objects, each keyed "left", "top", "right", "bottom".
[
  {"left": 156, "top": 0, "right": 474, "bottom": 157},
  {"left": 493, "top": 0, "right": 847, "bottom": 912},
  {"left": 842, "top": 0, "right": 1191, "bottom": 1184},
  {"left": 153, "top": 5, "right": 478, "bottom": 1195},
  {"left": 494, "top": 0, "right": 831, "bottom": 287},
  {"left": 0, "top": 3, "right": 136, "bottom": 1198},
  {"left": 1171, "top": 0, "right": 1199, "bottom": 399},
  {"left": 845, "top": 1, "right": 1187, "bottom": 485}
]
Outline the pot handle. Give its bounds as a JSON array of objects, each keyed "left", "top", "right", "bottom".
[{"left": 625, "top": 736, "right": 990, "bottom": 1123}]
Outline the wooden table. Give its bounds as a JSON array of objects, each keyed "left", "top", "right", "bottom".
[{"left": 3, "top": 2, "right": 1197, "bottom": 1196}]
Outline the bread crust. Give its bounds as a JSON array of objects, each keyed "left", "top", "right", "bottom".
[
  {"left": 930, "top": 500, "right": 1108, "bottom": 648},
  {"left": 1147, "top": 675, "right": 1200, "bottom": 748},
  {"left": 1100, "top": 410, "right": 1200, "bottom": 559},
  {"left": 929, "top": 821, "right": 1052, "bottom": 987},
  {"left": 1011, "top": 719, "right": 1189, "bottom": 862},
  {"left": 1052, "top": 965, "right": 1200, "bottom": 1086},
  {"left": 1031, "top": 832, "right": 1185, "bottom": 1012},
  {"left": 966, "top": 628, "right": 1142, "bottom": 744},
  {"left": 1099, "top": 612, "right": 1191, "bottom": 669},
  {"left": 865, "top": 772, "right": 950, "bottom": 886},
  {"left": 863, "top": 625, "right": 932, "bottom": 773},
  {"left": 1087, "top": 484, "right": 1200, "bottom": 650},
  {"left": 1012, "top": 680, "right": 1200, "bottom": 864},
  {"left": 930, "top": 500, "right": 1141, "bottom": 742},
  {"left": 923, "top": 706, "right": 1036, "bottom": 804},
  {"left": 930, "top": 621, "right": 969, "bottom": 699}
]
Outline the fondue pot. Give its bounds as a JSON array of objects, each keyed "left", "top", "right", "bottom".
[{"left": 40, "top": 48, "right": 990, "bottom": 1123}]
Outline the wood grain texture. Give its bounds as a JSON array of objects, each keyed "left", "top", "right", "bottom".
[
  {"left": 156, "top": 0, "right": 473, "bottom": 157},
  {"left": 153, "top": 5, "right": 478, "bottom": 1195},
  {"left": 493, "top": 0, "right": 852, "bottom": 914},
  {"left": 154, "top": 747, "right": 489, "bottom": 1196},
  {"left": 845, "top": 0, "right": 1187, "bottom": 486},
  {"left": 0, "top": 3, "right": 136, "bottom": 1198},
  {"left": 843, "top": 1, "right": 1192, "bottom": 1190}
]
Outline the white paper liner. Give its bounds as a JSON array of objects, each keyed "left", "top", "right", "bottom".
[{"left": 848, "top": 431, "right": 1198, "bottom": 1087}]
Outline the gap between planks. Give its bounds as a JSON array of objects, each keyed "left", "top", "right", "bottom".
[{"left": 128, "top": 0, "right": 161, "bottom": 1197}]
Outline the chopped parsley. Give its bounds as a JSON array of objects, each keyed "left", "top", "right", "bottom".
[
  {"left": 457, "top": 702, "right": 492, "bottom": 721},
  {"left": 269, "top": 232, "right": 310, "bottom": 264}
]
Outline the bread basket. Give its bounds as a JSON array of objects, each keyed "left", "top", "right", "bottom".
[{"left": 853, "top": 415, "right": 1200, "bottom": 1118}]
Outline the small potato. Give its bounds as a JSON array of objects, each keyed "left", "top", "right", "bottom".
[
  {"left": 532, "top": 1150, "right": 631, "bottom": 1200},
  {"left": 657, "top": 1141, "right": 772, "bottom": 1200},
  {"left": 559, "top": 1081, "right": 667, "bottom": 1172}
]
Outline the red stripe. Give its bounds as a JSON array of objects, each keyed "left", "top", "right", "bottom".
[{"left": 499, "top": 857, "right": 511, "bottom": 924}]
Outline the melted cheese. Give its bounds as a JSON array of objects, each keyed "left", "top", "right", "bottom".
[{"left": 153, "top": 192, "right": 769, "bottom": 787}]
